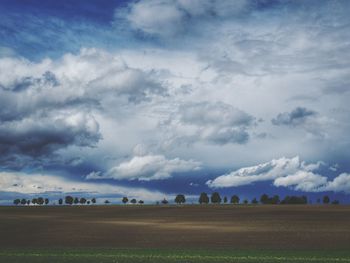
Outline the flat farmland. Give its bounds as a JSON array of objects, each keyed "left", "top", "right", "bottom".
[
  {"left": 1, "top": 205, "right": 350, "bottom": 262},
  {"left": 0, "top": 205, "right": 350, "bottom": 250}
]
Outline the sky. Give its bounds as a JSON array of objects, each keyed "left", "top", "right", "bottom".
[{"left": 1, "top": 0, "right": 350, "bottom": 204}]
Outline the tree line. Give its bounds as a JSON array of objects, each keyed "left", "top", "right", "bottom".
[
  {"left": 13, "top": 196, "right": 98, "bottom": 206},
  {"left": 196, "top": 193, "right": 340, "bottom": 205},
  {"left": 13, "top": 197, "right": 49, "bottom": 205},
  {"left": 13, "top": 193, "right": 340, "bottom": 206}
]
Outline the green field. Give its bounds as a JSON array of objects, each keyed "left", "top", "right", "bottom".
[{"left": 1, "top": 249, "right": 350, "bottom": 263}]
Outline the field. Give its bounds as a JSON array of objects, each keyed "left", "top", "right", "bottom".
[{"left": 0, "top": 205, "right": 350, "bottom": 262}]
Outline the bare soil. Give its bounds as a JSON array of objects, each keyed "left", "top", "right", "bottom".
[{"left": 1, "top": 205, "right": 349, "bottom": 250}]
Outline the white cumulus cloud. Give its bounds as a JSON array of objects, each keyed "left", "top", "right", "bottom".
[
  {"left": 207, "top": 156, "right": 350, "bottom": 193},
  {"left": 87, "top": 154, "right": 201, "bottom": 181}
]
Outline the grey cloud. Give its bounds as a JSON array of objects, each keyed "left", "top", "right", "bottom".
[
  {"left": 272, "top": 107, "right": 316, "bottom": 126},
  {"left": 0, "top": 50, "right": 168, "bottom": 168},
  {"left": 180, "top": 101, "right": 253, "bottom": 127},
  {"left": 0, "top": 71, "right": 59, "bottom": 92},
  {"left": 163, "top": 101, "right": 254, "bottom": 146},
  {"left": 205, "top": 127, "right": 249, "bottom": 145},
  {"left": 0, "top": 112, "right": 100, "bottom": 158},
  {"left": 116, "top": 0, "right": 251, "bottom": 37},
  {"left": 87, "top": 67, "right": 167, "bottom": 103}
]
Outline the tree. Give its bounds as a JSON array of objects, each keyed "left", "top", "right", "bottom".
[
  {"left": 280, "top": 195, "right": 308, "bottom": 204},
  {"left": 230, "top": 195, "right": 240, "bottom": 204},
  {"left": 27, "top": 200, "right": 30, "bottom": 205},
  {"left": 260, "top": 194, "right": 269, "bottom": 204},
  {"left": 130, "top": 198, "right": 137, "bottom": 204},
  {"left": 243, "top": 199, "right": 248, "bottom": 205},
  {"left": 161, "top": 198, "right": 168, "bottom": 205},
  {"left": 80, "top": 198, "right": 87, "bottom": 204},
  {"left": 175, "top": 194, "right": 186, "bottom": 204},
  {"left": 58, "top": 199, "right": 63, "bottom": 205},
  {"left": 211, "top": 192, "right": 221, "bottom": 204},
  {"left": 32, "top": 198, "right": 38, "bottom": 205},
  {"left": 260, "top": 194, "right": 280, "bottom": 204},
  {"left": 105, "top": 200, "right": 110, "bottom": 204},
  {"left": 199, "top": 192, "right": 209, "bottom": 204},
  {"left": 223, "top": 196, "right": 228, "bottom": 204},
  {"left": 332, "top": 200, "right": 340, "bottom": 205},
  {"left": 251, "top": 198, "right": 258, "bottom": 204},
  {"left": 271, "top": 195, "right": 280, "bottom": 204},
  {"left": 138, "top": 200, "right": 144, "bottom": 204},
  {"left": 87, "top": 201, "right": 91, "bottom": 205},
  {"left": 91, "top": 198, "right": 96, "bottom": 204},
  {"left": 122, "top": 197, "right": 128, "bottom": 204},
  {"left": 44, "top": 198, "right": 49, "bottom": 205},
  {"left": 74, "top": 197, "right": 79, "bottom": 205},
  {"left": 21, "top": 198, "right": 27, "bottom": 205},
  {"left": 323, "top": 195, "right": 330, "bottom": 204},
  {"left": 37, "top": 197, "right": 44, "bottom": 205},
  {"left": 65, "top": 196, "right": 74, "bottom": 205},
  {"left": 13, "top": 199, "right": 20, "bottom": 205}
]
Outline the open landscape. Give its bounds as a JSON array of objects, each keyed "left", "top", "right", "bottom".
[
  {"left": 2, "top": 0, "right": 350, "bottom": 262},
  {"left": 1, "top": 205, "right": 350, "bottom": 262}
]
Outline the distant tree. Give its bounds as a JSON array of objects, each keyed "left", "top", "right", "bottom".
[
  {"left": 332, "top": 200, "right": 340, "bottom": 205},
  {"left": 260, "top": 194, "right": 269, "bottom": 204},
  {"left": 37, "top": 197, "right": 44, "bottom": 205},
  {"left": 281, "top": 195, "right": 308, "bottom": 204},
  {"left": 104, "top": 200, "right": 110, "bottom": 204},
  {"left": 130, "top": 198, "right": 137, "bottom": 204},
  {"left": 27, "top": 200, "right": 30, "bottom": 205},
  {"left": 65, "top": 196, "right": 74, "bottom": 205},
  {"left": 58, "top": 199, "right": 63, "bottom": 205},
  {"left": 211, "top": 192, "right": 221, "bottom": 204},
  {"left": 32, "top": 198, "right": 38, "bottom": 205},
  {"left": 74, "top": 197, "right": 79, "bottom": 205},
  {"left": 161, "top": 198, "right": 168, "bottom": 205},
  {"left": 251, "top": 198, "right": 258, "bottom": 204},
  {"left": 87, "top": 201, "right": 91, "bottom": 205},
  {"left": 230, "top": 195, "right": 240, "bottom": 204},
  {"left": 243, "top": 199, "right": 249, "bottom": 205},
  {"left": 44, "top": 198, "right": 49, "bottom": 205},
  {"left": 80, "top": 198, "right": 87, "bottom": 204},
  {"left": 223, "top": 196, "right": 228, "bottom": 204},
  {"left": 271, "top": 195, "right": 280, "bottom": 204},
  {"left": 323, "top": 195, "right": 330, "bottom": 204},
  {"left": 260, "top": 194, "right": 280, "bottom": 204},
  {"left": 175, "top": 194, "right": 186, "bottom": 204},
  {"left": 122, "top": 197, "right": 129, "bottom": 204},
  {"left": 91, "top": 198, "right": 96, "bottom": 204},
  {"left": 13, "top": 199, "right": 21, "bottom": 205},
  {"left": 199, "top": 192, "right": 209, "bottom": 204},
  {"left": 138, "top": 200, "right": 144, "bottom": 204},
  {"left": 20, "top": 198, "right": 27, "bottom": 205}
]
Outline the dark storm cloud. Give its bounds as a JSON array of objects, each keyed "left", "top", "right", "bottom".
[
  {"left": 0, "top": 112, "right": 101, "bottom": 158},
  {"left": 272, "top": 107, "right": 317, "bottom": 126}
]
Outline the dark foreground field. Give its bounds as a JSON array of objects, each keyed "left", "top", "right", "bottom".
[{"left": 1, "top": 205, "right": 350, "bottom": 262}]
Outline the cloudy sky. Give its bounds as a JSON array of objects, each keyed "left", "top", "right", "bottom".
[{"left": 1, "top": 0, "right": 350, "bottom": 204}]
